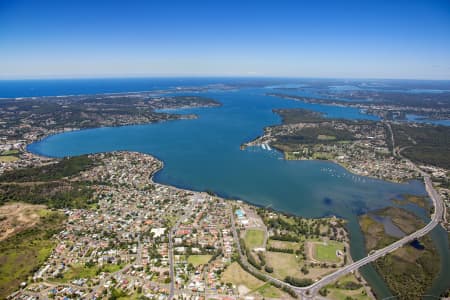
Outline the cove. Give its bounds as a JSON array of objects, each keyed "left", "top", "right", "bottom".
[{"left": 27, "top": 87, "right": 449, "bottom": 298}]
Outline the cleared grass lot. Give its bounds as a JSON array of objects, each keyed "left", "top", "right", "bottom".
[
  {"left": 59, "top": 263, "right": 123, "bottom": 282},
  {"left": 221, "top": 262, "right": 264, "bottom": 291},
  {"left": 325, "top": 274, "right": 370, "bottom": 300},
  {"left": 268, "top": 239, "right": 299, "bottom": 250},
  {"left": 244, "top": 229, "right": 265, "bottom": 249},
  {"left": 187, "top": 255, "right": 212, "bottom": 267},
  {"left": 265, "top": 251, "right": 301, "bottom": 279},
  {"left": 313, "top": 241, "right": 344, "bottom": 263},
  {"left": 0, "top": 155, "right": 18, "bottom": 162}
]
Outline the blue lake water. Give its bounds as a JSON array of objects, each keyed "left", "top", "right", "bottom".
[{"left": 1, "top": 78, "right": 449, "bottom": 298}]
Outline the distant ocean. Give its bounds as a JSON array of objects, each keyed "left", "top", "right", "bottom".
[
  {"left": 1, "top": 77, "right": 449, "bottom": 297},
  {"left": 0, "top": 77, "right": 291, "bottom": 98}
]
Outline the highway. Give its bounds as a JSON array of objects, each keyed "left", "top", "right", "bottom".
[
  {"left": 300, "top": 174, "right": 443, "bottom": 297},
  {"left": 230, "top": 173, "right": 444, "bottom": 299},
  {"left": 296, "top": 143, "right": 445, "bottom": 299}
]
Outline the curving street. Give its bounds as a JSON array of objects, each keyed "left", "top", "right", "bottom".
[{"left": 231, "top": 173, "right": 444, "bottom": 299}]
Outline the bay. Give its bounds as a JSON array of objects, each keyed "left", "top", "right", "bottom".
[{"left": 1, "top": 79, "right": 447, "bottom": 298}]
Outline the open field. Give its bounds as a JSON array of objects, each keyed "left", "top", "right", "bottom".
[
  {"left": 0, "top": 208, "right": 65, "bottom": 298},
  {"left": 265, "top": 251, "right": 301, "bottom": 279},
  {"left": 1, "top": 150, "right": 20, "bottom": 155},
  {"left": 244, "top": 229, "right": 265, "bottom": 250},
  {"left": 60, "top": 264, "right": 98, "bottom": 282},
  {"left": 59, "top": 263, "right": 123, "bottom": 282},
  {"left": 252, "top": 282, "right": 283, "bottom": 298},
  {"left": 324, "top": 274, "right": 370, "bottom": 300},
  {"left": 312, "top": 241, "right": 344, "bottom": 263},
  {"left": 187, "top": 255, "right": 212, "bottom": 267},
  {"left": 268, "top": 239, "right": 299, "bottom": 250},
  {"left": 317, "top": 134, "right": 336, "bottom": 141},
  {"left": 265, "top": 250, "right": 334, "bottom": 281},
  {"left": 0, "top": 155, "right": 19, "bottom": 162},
  {"left": 0, "top": 202, "right": 46, "bottom": 241},
  {"left": 221, "top": 262, "right": 291, "bottom": 298},
  {"left": 221, "top": 262, "right": 264, "bottom": 294}
]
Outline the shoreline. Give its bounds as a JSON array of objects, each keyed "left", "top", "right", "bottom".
[
  {"left": 1, "top": 150, "right": 375, "bottom": 299},
  {"left": 5, "top": 94, "right": 444, "bottom": 299},
  {"left": 241, "top": 142, "right": 421, "bottom": 185}
]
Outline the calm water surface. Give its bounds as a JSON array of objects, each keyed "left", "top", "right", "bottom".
[{"left": 2, "top": 79, "right": 447, "bottom": 298}]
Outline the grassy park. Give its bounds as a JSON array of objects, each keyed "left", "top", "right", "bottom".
[
  {"left": 221, "top": 262, "right": 284, "bottom": 298},
  {"left": 265, "top": 251, "right": 301, "bottom": 279},
  {"left": 0, "top": 155, "right": 19, "bottom": 162},
  {"left": 244, "top": 229, "right": 265, "bottom": 250},
  {"left": 187, "top": 255, "right": 212, "bottom": 267},
  {"left": 323, "top": 274, "right": 370, "bottom": 300},
  {"left": 59, "top": 263, "right": 123, "bottom": 282},
  {"left": 268, "top": 239, "right": 299, "bottom": 250},
  {"left": 313, "top": 241, "right": 344, "bottom": 263},
  {"left": 221, "top": 262, "right": 264, "bottom": 291}
]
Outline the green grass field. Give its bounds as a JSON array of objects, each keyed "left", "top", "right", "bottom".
[
  {"left": 327, "top": 287, "right": 370, "bottom": 300},
  {"left": 60, "top": 264, "right": 98, "bottom": 282},
  {"left": 317, "top": 134, "right": 336, "bottom": 141},
  {"left": 244, "top": 229, "right": 265, "bottom": 249},
  {"left": 221, "top": 262, "right": 264, "bottom": 291},
  {"left": 252, "top": 282, "right": 282, "bottom": 298},
  {"left": 268, "top": 239, "right": 299, "bottom": 250},
  {"left": 187, "top": 255, "right": 212, "bottom": 267},
  {"left": 60, "top": 263, "right": 123, "bottom": 282},
  {"left": 0, "top": 155, "right": 19, "bottom": 162},
  {"left": 1, "top": 150, "right": 19, "bottom": 155},
  {"left": 313, "top": 241, "right": 344, "bottom": 263},
  {"left": 325, "top": 274, "right": 370, "bottom": 300},
  {"left": 265, "top": 251, "right": 301, "bottom": 279}
]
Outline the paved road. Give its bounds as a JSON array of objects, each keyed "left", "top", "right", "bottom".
[
  {"left": 168, "top": 204, "right": 195, "bottom": 300},
  {"left": 230, "top": 175, "right": 444, "bottom": 299},
  {"left": 385, "top": 122, "right": 397, "bottom": 157},
  {"left": 300, "top": 176, "right": 443, "bottom": 297},
  {"left": 168, "top": 229, "right": 175, "bottom": 300},
  {"left": 297, "top": 123, "right": 445, "bottom": 298}
]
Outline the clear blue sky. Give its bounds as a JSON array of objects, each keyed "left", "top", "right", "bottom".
[{"left": 1, "top": 0, "right": 450, "bottom": 79}]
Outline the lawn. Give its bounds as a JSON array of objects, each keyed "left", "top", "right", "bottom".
[
  {"left": 327, "top": 288, "right": 370, "bottom": 300},
  {"left": 61, "top": 263, "right": 123, "bottom": 282},
  {"left": 0, "top": 155, "right": 19, "bottom": 162},
  {"left": 221, "top": 262, "right": 264, "bottom": 291},
  {"left": 61, "top": 264, "right": 99, "bottom": 282},
  {"left": 313, "top": 241, "right": 344, "bottom": 263},
  {"left": 325, "top": 274, "right": 370, "bottom": 300},
  {"left": 187, "top": 255, "right": 212, "bottom": 267},
  {"left": 317, "top": 134, "right": 336, "bottom": 141},
  {"left": 244, "top": 229, "right": 265, "bottom": 250},
  {"left": 252, "top": 282, "right": 282, "bottom": 298},
  {"left": 268, "top": 239, "right": 299, "bottom": 250},
  {"left": 1, "top": 150, "right": 19, "bottom": 155},
  {"left": 264, "top": 251, "right": 302, "bottom": 279}
]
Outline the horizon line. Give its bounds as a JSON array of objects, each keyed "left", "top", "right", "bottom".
[{"left": 1, "top": 75, "right": 450, "bottom": 82}]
